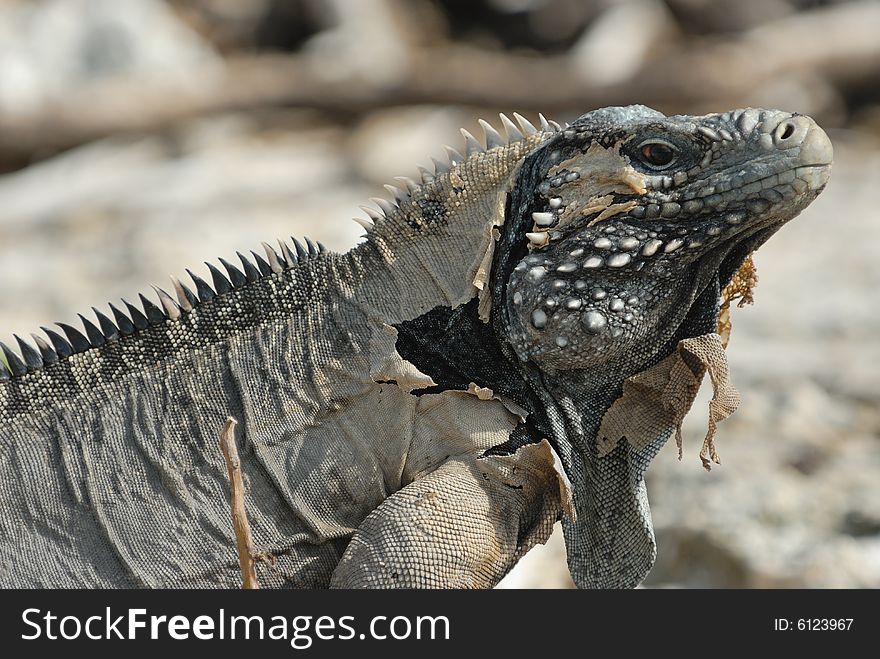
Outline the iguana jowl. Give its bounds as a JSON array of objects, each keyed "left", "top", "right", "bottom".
[{"left": 0, "top": 106, "right": 832, "bottom": 588}]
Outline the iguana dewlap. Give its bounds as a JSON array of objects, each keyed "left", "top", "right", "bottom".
[{"left": 0, "top": 107, "right": 832, "bottom": 588}]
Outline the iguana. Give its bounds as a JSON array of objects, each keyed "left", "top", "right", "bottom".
[{"left": 0, "top": 105, "right": 832, "bottom": 589}]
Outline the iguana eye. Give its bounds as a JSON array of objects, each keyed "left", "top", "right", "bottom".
[{"left": 637, "top": 140, "right": 678, "bottom": 170}]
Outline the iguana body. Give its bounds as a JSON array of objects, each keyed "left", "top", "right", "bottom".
[{"left": 0, "top": 106, "right": 832, "bottom": 588}]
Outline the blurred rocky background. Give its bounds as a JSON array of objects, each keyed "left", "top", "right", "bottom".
[{"left": 1, "top": 0, "right": 878, "bottom": 588}]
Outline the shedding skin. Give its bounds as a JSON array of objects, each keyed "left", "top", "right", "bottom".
[{"left": 0, "top": 107, "right": 831, "bottom": 589}]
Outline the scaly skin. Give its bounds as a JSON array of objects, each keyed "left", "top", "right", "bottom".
[
  {"left": 492, "top": 106, "right": 832, "bottom": 587},
  {"left": 0, "top": 107, "right": 831, "bottom": 588}
]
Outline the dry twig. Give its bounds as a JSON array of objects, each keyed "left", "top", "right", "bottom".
[{"left": 219, "top": 416, "right": 260, "bottom": 589}]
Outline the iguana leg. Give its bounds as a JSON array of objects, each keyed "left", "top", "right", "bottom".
[{"left": 329, "top": 440, "right": 571, "bottom": 588}]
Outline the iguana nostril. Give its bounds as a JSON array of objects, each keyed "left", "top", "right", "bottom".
[{"left": 773, "top": 117, "right": 808, "bottom": 147}]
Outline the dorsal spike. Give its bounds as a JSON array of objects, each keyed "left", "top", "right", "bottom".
[
  {"left": 0, "top": 355, "right": 11, "bottom": 381},
  {"left": 123, "top": 300, "right": 150, "bottom": 331},
  {"left": 56, "top": 322, "right": 91, "bottom": 352},
  {"left": 42, "top": 326, "right": 73, "bottom": 358},
  {"left": 305, "top": 237, "right": 319, "bottom": 256},
  {"left": 14, "top": 335, "right": 43, "bottom": 370},
  {"left": 316, "top": 241, "right": 328, "bottom": 253},
  {"left": 278, "top": 239, "right": 297, "bottom": 267},
  {"left": 108, "top": 304, "right": 136, "bottom": 335},
  {"left": 417, "top": 165, "right": 435, "bottom": 184},
  {"left": 549, "top": 119, "right": 563, "bottom": 131},
  {"left": 443, "top": 145, "right": 465, "bottom": 166},
  {"left": 478, "top": 119, "right": 505, "bottom": 149},
  {"left": 538, "top": 113, "right": 552, "bottom": 132},
  {"left": 0, "top": 335, "right": 31, "bottom": 375},
  {"left": 171, "top": 276, "right": 197, "bottom": 311},
  {"left": 187, "top": 268, "right": 216, "bottom": 302},
  {"left": 250, "top": 250, "right": 272, "bottom": 276},
  {"left": 394, "top": 176, "right": 419, "bottom": 193},
  {"left": 77, "top": 313, "right": 105, "bottom": 347},
  {"left": 1, "top": 341, "right": 27, "bottom": 376},
  {"left": 92, "top": 307, "right": 119, "bottom": 341},
  {"left": 15, "top": 335, "right": 43, "bottom": 370},
  {"left": 460, "top": 128, "right": 484, "bottom": 156},
  {"left": 218, "top": 257, "right": 247, "bottom": 287},
  {"left": 31, "top": 333, "right": 58, "bottom": 365},
  {"left": 352, "top": 217, "right": 374, "bottom": 231},
  {"left": 292, "top": 237, "right": 309, "bottom": 261},
  {"left": 139, "top": 293, "right": 167, "bottom": 325},
  {"left": 383, "top": 184, "right": 408, "bottom": 204},
  {"left": 237, "top": 252, "right": 262, "bottom": 282},
  {"left": 370, "top": 197, "right": 397, "bottom": 216},
  {"left": 261, "top": 242, "right": 283, "bottom": 274},
  {"left": 359, "top": 205, "right": 383, "bottom": 222},
  {"left": 152, "top": 286, "right": 181, "bottom": 321},
  {"left": 431, "top": 156, "right": 450, "bottom": 175},
  {"left": 513, "top": 112, "right": 538, "bottom": 136},
  {"left": 1, "top": 340, "right": 29, "bottom": 375},
  {"left": 0, "top": 336, "right": 27, "bottom": 376},
  {"left": 205, "top": 262, "right": 232, "bottom": 295},
  {"left": 499, "top": 113, "right": 524, "bottom": 142}
]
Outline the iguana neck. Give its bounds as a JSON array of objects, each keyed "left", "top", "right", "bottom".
[
  {"left": 347, "top": 130, "right": 550, "bottom": 325},
  {"left": 522, "top": 268, "right": 723, "bottom": 589}
]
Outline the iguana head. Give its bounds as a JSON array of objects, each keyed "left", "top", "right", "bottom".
[{"left": 502, "top": 105, "right": 832, "bottom": 371}]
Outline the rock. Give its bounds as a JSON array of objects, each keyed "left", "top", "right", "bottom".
[{"left": 0, "top": 0, "right": 221, "bottom": 115}]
